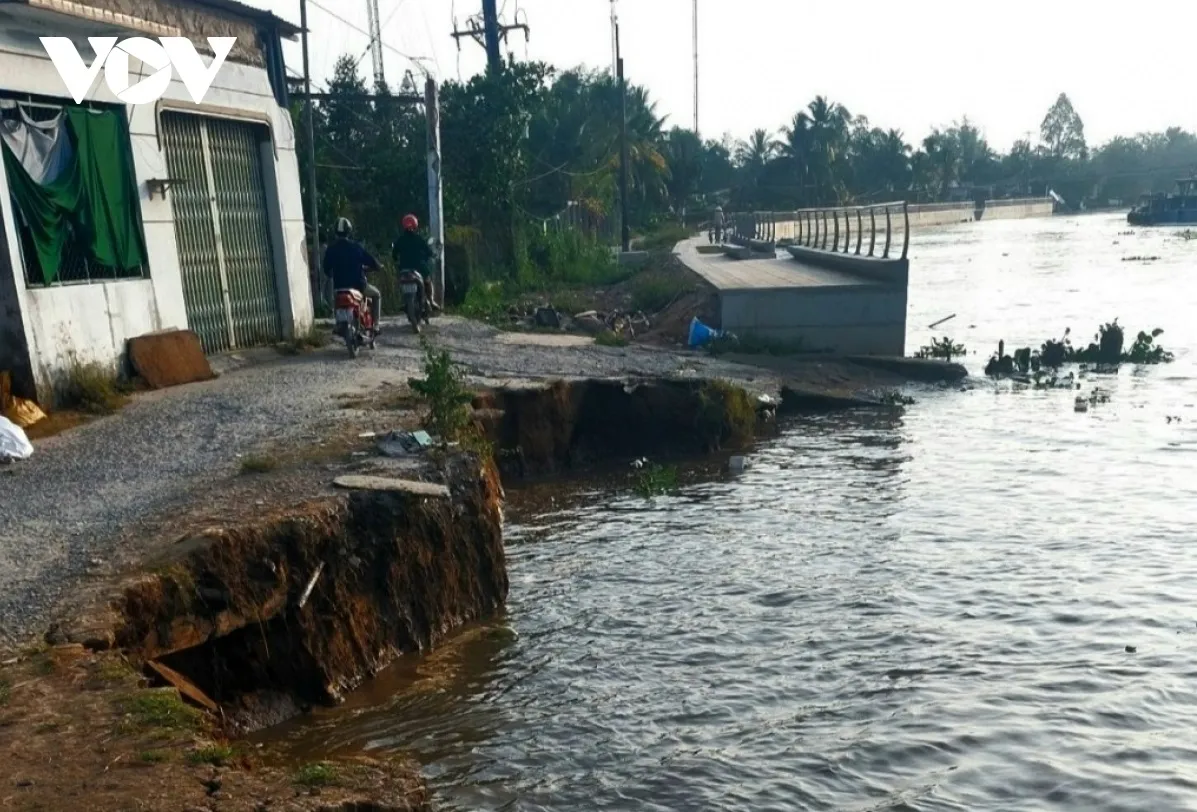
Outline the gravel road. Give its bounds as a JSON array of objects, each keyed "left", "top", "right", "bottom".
[{"left": 0, "top": 317, "right": 778, "bottom": 642}]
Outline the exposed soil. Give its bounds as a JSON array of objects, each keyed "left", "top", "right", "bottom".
[{"left": 0, "top": 645, "right": 429, "bottom": 811}]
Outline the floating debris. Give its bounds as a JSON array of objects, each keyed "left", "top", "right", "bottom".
[
  {"left": 1122, "top": 255, "right": 1161, "bottom": 262},
  {"left": 1075, "top": 397, "right": 1089, "bottom": 413}
]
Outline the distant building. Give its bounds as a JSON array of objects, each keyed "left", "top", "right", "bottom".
[{"left": 0, "top": 0, "right": 311, "bottom": 401}]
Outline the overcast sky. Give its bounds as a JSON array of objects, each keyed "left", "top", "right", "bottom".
[{"left": 249, "top": 0, "right": 1197, "bottom": 152}]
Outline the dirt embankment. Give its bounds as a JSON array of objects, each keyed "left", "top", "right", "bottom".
[{"left": 1, "top": 371, "right": 788, "bottom": 811}]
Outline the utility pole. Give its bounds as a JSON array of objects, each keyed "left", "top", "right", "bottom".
[
  {"left": 366, "top": 0, "right": 385, "bottom": 88},
  {"left": 616, "top": 22, "right": 630, "bottom": 252},
  {"left": 610, "top": 0, "right": 618, "bottom": 75},
  {"left": 299, "top": 0, "right": 321, "bottom": 306},
  {"left": 425, "top": 77, "right": 446, "bottom": 307},
  {"left": 481, "top": 0, "right": 501, "bottom": 71},
  {"left": 693, "top": 0, "right": 699, "bottom": 137},
  {"left": 452, "top": 1, "right": 529, "bottom": 73}
]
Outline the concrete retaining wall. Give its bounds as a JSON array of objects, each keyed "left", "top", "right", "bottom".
[{"left": 721, "top": 285, "right": 907, "bottom": 356}]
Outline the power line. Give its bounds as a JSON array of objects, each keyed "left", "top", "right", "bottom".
[{"left": 307, "top": 0, "right": 435, "bottom": 77}]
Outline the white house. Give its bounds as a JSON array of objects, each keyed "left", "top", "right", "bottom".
[{"left": 0, "top": 0, "right": 312, "bottom": 402}]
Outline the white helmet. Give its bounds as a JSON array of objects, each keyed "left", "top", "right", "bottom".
[{"left": 334, "top": 217, "right": 353, "bottom": 237}]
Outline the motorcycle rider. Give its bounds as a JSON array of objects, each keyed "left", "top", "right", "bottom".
[
  {"left": 391, "top": 213, "right": 438, "bottom": 312},
  {"left": 323, "top": 217, "right": 381, "bottom": 333}
]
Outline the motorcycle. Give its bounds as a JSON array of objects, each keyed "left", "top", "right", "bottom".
[
  {"left": 332, "top": 288, "right": 376, "bottom": 358},
  {"left": 398, "top": 268, "right": 431, "bottom": 334}
]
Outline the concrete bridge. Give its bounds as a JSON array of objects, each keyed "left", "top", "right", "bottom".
[{"left": 678, "top": 203, "right": 911, "bottom": 355}]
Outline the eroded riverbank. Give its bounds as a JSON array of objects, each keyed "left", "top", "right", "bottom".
[{"left": 0, "top": 310, "right": 966, "bottom": 809}]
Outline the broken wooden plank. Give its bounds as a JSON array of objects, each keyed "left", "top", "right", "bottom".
[{"left": 146, "top": 660, "right": 219, "bottom": 713}]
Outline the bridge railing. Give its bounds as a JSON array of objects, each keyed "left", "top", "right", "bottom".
[
  {"left": 784, "top": 201, "right": 910, "bottom": 261},
  {"left": 727, "top": 211, "right": 777, "bottom": 245}
]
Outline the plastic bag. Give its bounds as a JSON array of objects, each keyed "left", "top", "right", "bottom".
[
  {"left": 0, "top": 415, "right": 33, "bottom": 461},
  {"left": 688, "top": 317, "right": 722, "bottom": 348}
]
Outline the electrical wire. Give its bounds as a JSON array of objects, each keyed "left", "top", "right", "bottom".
[{"left": 307, "top": 0, "right": 433, "bottom": 77}]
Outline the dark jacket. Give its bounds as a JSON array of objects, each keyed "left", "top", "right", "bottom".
[
  {"left": 323, "top": 237, "right": 379, "bottom": 292},
  {"left": 391, "top": 230, "right": 433, "bottom": 271}
]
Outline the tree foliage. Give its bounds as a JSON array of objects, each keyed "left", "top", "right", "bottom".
[{"left": 295, "top": 63, "right": 1197, "bottom": 300}]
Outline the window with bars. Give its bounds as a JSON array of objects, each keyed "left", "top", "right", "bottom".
[{"left": 0, "top": 92, "right": 149, "bottom": 288}]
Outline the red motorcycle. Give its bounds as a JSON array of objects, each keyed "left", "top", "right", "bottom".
[{"left": 332, "top": 288, "right": 376, "bottom": 358}]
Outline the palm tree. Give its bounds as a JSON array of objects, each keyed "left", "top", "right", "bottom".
[
  {"left": 734, "top": 129, "right": 777, "bottom": 208},
  {"left": 805, "top": 95, "right": 852, "bottom": 203},
  {"left": 737, "top": 128, "right": 778, "bottom": 169},
  {"left": 780, "top": 112, "right": 814, "bottom": 204}
]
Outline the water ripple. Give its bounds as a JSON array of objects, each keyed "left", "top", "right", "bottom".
[{"left": 266, "top": 215, "right": 1197, "bottom": 811}]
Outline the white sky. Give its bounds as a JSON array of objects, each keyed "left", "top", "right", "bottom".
[{"left": 249, "top": 0, "right": 1197, "bottom": 152}]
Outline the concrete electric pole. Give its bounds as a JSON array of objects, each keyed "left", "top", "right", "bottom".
[
  {"left": 616, "top": 21, "right": 630, "bottom": 252},
  {"left": 366, "top": 0, "right": 385, "bottom": 87},
  {"left": 452, "top": 1, "right": 530, "bottom": 74},
  {"left": 693, "top": 0, "right": 699, "bottom": 137}
]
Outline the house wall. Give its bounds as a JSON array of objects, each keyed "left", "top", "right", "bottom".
[
  {"left": 0, "top": 210, "right": 34, "bottom": 399},
  {"left": 0, "top": 8, "right": 311, "bottom": 393}
]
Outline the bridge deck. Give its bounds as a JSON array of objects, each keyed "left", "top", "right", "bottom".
[{"left": 677, "top": 238, "right": 873, "bottom": 291}]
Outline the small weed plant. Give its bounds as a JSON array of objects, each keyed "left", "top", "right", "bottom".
[{"left": 409, "top": 338, "right": 475, "bottom": 446}]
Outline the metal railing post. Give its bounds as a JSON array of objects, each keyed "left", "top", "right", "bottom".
[
  {"left": 869, "top": 209, "right": 876, "bottom": 256},
  {"left": 901, "top": 202, "right": 910, "bottom": 260},
  {"left": 883, "top": 205, "right": 892, "bottom": 259},
  {"left": 843, "top": 210, "right": 851, "bottom": 254},
  {"left": 832, "top": 209, "right": 840, "bottom": 252},
  {"left": 855, "top": 209, "right": 863, "bottom": 255},
  {"left": 821, "top": 211, "right": 829, "bottom": 250}
]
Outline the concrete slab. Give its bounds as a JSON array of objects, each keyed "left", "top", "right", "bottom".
[
  {"left": 679, "top": 238, "right": 871, "bottom": 291},
  {"left": 333, "top": 476, "right": 450, "bottom": 498}
]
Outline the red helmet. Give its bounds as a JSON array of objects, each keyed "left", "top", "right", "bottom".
[{"left": 402, "top": 214, "right": 419, "bottom": 231}]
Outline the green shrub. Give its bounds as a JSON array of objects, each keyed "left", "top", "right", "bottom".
[{"left": 409, "top": 339, "right": 474, "bottom": 446}]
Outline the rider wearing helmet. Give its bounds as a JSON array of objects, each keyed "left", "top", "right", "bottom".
[
  {"left": 323, "top": 217, "right": 381, "bottom": 331},
  {"left": 391, "top": 213, "right": 438, "bottom": 310}
]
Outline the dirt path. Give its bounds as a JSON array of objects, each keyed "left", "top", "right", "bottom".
[{"left": 0, "top": 316, "right": 783, "bottom": 643}]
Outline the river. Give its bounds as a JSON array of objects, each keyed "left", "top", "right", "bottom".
[{"left": 268, "top": 214, "right": 1197, "bottom": 811}]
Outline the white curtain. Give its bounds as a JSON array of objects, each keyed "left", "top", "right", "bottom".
[{"left": 0, "top": 104, "right": 74, "bottom": 186}]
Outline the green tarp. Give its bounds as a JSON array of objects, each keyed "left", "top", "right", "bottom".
[{"left": 1, "top": 107, "right": 147, "bottom": 285}]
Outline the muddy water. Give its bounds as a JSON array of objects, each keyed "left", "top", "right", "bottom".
[{"left": 267, "top": 215, "right": 1197, "bottom": 811}]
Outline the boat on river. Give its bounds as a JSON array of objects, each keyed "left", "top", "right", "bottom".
[{"left": 1127, "top": 177, "right": 1197, "bottom": 225}]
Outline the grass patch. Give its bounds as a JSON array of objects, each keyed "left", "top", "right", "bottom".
[
  {"left": 696, "top": 379, "right": 758, "bottom": 449},
  {"left": 706, "top": 334, "right": 807, "bottom": 357},
  {"left": 31, "top": 654, "right": 55, "bottom": 676},
  {"left": 239, "top": 455, "right": 277, "bottom": 475},
  {"left": 55, "top": 355, "right": 130, "bottom": 414},
  {"left": 139, "top": 750, "right": 170, "bottom": 764},
  {"left": 120, "top": 689, "right": 203, "bottom": 733},
  {"left": 0, "top": 677, "right": 10, "bottom": 706},
  {"left": 186, "top": 744, "right": 236, "bottom": 766},
  {"left": 637, "top": 225, "right": 692, "bottom": 254},
  {"left": 280, "top": 325, "right": 331, "bottom": 355},
  {"left": 94, "top": 656, "right": 138, "bottom": 686},
  {"left": 629, "top": 275, "right": 679, "bottom": 314},
  {"left": 635, "top": 463, "right": 678, "bottom": 497},
  {"left": 295, "top": 762, "right": 339, "bottom": 788},
  {"left": 595, "top": 330, "right": 629, "bottom": 348}
]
